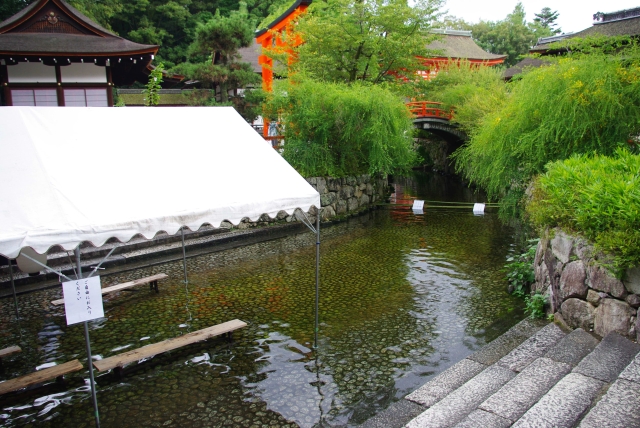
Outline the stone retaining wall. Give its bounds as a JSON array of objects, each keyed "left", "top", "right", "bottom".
[
  {"left": 233, "top": 174, "right": 389, "bottom": 229},
  {"left": 534, "top": 228, "right": 640, "bottom": 342}
]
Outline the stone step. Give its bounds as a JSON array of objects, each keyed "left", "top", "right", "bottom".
[
  {"left": 406, "top": 365, "right": 516, "bottom": 428},
  {"left": 405, "top": 318, "right": 544, "bottom": 411},
  {"left": 405, "top": 358, "right": 487, "bottom": 408},
  {"left": 478, "top": 357, "right": 572, "bottom": 424},
  {"left": 572, "top": 332, "right": 640, "bottom": 383},
  {"left": 466, "top": 318, "right": 546, "bottom": 367},
  {"left": 453, "top": 409, "right": 511, "bottom": 428},
  {"left": 497, "top": 322, "right": 566, "bottom": 373},
  {"left": 578, "top": 348, "right": 640, "bottom": 427},
  {"left": 544, "top": 328, "right": 600, "bottom": 367},
  {"left": 511, "top": 372, "right": 606, "bottom": 428},
  {"left": 577, "top": 378, "right": 640, "bottom": 427}
]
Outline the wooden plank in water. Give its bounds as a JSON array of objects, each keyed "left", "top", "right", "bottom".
[
  {"left": 51, "top": 273, "right": 168, "bottom": 305},
  {"left": 0, "top": 346, "right": 21, "bottom": 359},
  {"left": 0, "top": 359, "right": 83, "bottom": 395},
  {"left": 93, "top": 319, "right": 247, "bottom": 372}
]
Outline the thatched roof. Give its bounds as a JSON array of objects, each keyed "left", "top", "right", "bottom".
[
  {"left": 237, "top": 40, "right": 262, "bottom": 73},
  {"left": 426, "top": 30, "right": 506, "bottom": 61}
]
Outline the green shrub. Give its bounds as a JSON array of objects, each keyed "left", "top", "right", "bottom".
[
  {"left": 415, "top": 61, "right": 508, "bottom": 134},
  {"left": 525, "top": 292, "right": 547, "bottom": 319},
  {"left": 452, "top": 42, "right": 640, "bottom": 218},
  {"left": 263, "top": 79, "right": 417, "bottom": 177},
  {"left": 527, "top": 149, "right": 640, "bottom": 272},
  {"left": 504, "top": 239, "right": 538, "bottom": 297}
]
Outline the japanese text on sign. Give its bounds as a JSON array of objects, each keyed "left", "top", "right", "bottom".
[{"left": 62, "top": 276, "right": 104, "bottom": 325}]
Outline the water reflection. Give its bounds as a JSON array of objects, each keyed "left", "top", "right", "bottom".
[{"left": 0, "top": 171, "right": 524, "bottom": 427}]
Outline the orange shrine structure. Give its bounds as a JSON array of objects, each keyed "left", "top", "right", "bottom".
[{"left": 253, "top": 1, "right": 505, "bottom": 139}]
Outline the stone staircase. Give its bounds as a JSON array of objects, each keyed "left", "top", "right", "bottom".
[
  {"left": 404, "top": 319, "right": 640, "bottom": 428},
  {"left": 362, "top": 318, "right": 640, "bottom": 428}
]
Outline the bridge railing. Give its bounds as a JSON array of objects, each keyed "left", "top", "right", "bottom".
[{"left": 406, "top": 101, "right": 453, "bottom": 120}]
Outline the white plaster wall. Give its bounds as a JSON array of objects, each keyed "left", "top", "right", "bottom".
[
  {"left": 7, "top": 62, "right": 56, "bottom": 83},
  {"left": 60, "top": 63, "right": 107, "bottom": 83}
]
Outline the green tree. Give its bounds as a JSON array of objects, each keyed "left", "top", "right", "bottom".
[
  {"left": 171, "top": 3, "right": 260, "bottom": 109},
  {"left": 534, "top": 7, "right": 561, "bottom": 35},
  {"left": 469, "top": 3, "right": 553, "bottom": 66},
  {"left": 274, "top": 0, "right": 443, "bottom": 88}
]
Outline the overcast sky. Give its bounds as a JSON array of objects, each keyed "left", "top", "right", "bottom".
[{"left": 442, "top": 0, "right": 640, "bottom": 33}]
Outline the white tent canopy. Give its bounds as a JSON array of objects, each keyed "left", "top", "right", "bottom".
[{"left": 0, "top": 106, "right": 320, "bottom": 259}]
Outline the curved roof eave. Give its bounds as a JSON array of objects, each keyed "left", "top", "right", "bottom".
[
  {"left": 0, "top": 33, "right": 158, "bottom": 56},
  {"left": 1, "top": 0, "right": 118, "bottom": 38}
]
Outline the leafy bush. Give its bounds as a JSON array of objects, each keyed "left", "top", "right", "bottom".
[
  {"left": 263, "top": 79, "right": 417, "bottom": 177},
  {"left": 526, "top": 149, "right": 640, "bottom": 271},
  {"left": 504, "top": 239, "right": 538, "bottom": 297},
  {"left": 452, "top": 42, "right": 640, "bottom": 218},
  {"left": 525, "top": 292, "right": 547, "bottom": 319},
  {"left": 415, "top": 61, "right": 508, "bottom": 134}
]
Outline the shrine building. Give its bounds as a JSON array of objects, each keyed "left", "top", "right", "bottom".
[{"left": 0, "top": 0, "right": 159, "bottom": 107}]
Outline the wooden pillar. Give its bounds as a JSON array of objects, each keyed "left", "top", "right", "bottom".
[
  {"left": 0, "top": 62, "right": 9, "bottom": 106},
  {"left": 55, "top": 65, "right": 64, "bottom": 106},
  {"left": 106, "top": 64, "right": 114, "bottom": 107}
]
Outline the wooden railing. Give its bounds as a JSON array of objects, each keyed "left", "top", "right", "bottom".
[{"left": 406, "top": 101, "right": 453, "bottom": 121}]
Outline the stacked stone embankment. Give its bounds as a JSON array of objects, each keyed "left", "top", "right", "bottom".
[
  {"left": 532, "top": 228, "right": 640, "bottom": 342},
  {"left": 231, "top": 174, "right": 388, "bottom": 229}
]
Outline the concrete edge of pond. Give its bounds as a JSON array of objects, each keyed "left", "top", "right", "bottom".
[{"left": 0, "top": 207, "right": 378, "bottom": 298}]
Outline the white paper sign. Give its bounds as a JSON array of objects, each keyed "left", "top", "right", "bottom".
[
  {"left": 412, "top": 200, "right": 425, "bottom": 211},
  {"left": 62, "top": 276, "right": 104, "bottom": 325},
  {"left": 473, "top": 203, "right": 486, "bottom": 215}
]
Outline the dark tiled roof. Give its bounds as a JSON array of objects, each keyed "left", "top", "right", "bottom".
[
  {"left": 0, "top": 33, "right": 157, "bottom": 55},
  {"left": 503, "top": 57, "right": 550, "bottom": 79},
  {"left": 237, "top": 40, "right": 261, "bottom": 73},
  {"left": 426, "top": 33, "right": 506, "bottom": 60},
  {"left": 533, "top": 9, "right": 640, "bottom": 51}
]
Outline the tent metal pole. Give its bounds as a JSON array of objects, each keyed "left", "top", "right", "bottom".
[
  {"left": 75, "top": 248, "right": 101, "bottom": 428},
  {"left": 181, "top": 228, "right": 188, "bottom": 285},
  {"left": 314, "top": 215, "right": 320, "bottom": 350},
  {"left": 8, "top": 259, "right": 19, "bottom": 319}
]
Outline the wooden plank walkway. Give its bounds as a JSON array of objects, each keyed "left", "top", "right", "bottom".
[
  {"left": 93, "top": 319, "right": 247, "bottom": 373},
  {"left": 0, "top": 360, "right": 83, "bottom": 395},
  {"left": 0, "top": 346, "right": 21, "bottom": 359},
  {"left": 51, "top": 273, "right": 168, "bottom": 306}
]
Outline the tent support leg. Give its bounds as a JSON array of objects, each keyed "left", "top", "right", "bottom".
[
  {"left": 8, "top": 260, "right": 19, "bottom": 320},
  {"left": 314, "top": 215, "right": 320, "bottom": 350},
  {"left": 181, "top": 228, "right": 188, "bottom": 285},
  {"left": 75, "top": 248, "right": 101, "bottom": 428}
]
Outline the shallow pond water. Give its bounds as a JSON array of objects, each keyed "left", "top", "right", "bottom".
[{"left": 0, "top": 172, "right": 524, "bottom": 427}]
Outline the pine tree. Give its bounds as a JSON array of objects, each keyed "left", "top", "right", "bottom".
[{"left": 534, "top": 7, "right": 561, "bottom": 35}]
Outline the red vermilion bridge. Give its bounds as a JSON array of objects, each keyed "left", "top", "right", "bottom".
[
  {"left": 407, "top": 100, "right": 466, "bottom": 140},
  {"left": 261, "top": 100, "right": 466, "bottom": 149}
]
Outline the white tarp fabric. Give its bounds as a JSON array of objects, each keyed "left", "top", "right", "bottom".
[{"left": 0, "top": 107, "right": 320, "bottom": 259}]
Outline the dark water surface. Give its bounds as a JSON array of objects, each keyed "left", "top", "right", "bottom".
[{"left": 0, "top": 172, "right": 524, "bottom": 427}]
